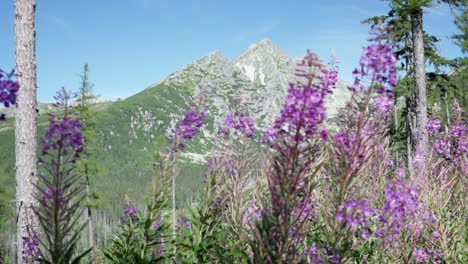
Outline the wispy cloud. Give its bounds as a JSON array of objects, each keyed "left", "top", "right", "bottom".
[{"left": 45, "top": 15, "right": 74, "bottom": 39}]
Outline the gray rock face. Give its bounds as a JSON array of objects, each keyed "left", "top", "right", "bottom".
[{"left": 157, "top": 38, "right": 351, "bottom": 132}]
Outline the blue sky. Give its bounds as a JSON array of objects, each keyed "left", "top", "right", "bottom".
[{"left": 0, "top": 0, "right": 463, "bottom": 102}]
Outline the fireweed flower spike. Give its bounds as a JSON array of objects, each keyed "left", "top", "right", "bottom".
[
  {"left": 34, "top": 89, "right": 91, "bottom": 262},
  {"left": 172, "top": 107, "right": 206, "bottom": 150},
  {"left": 40, "top": 116, "right": 84, "bottom": 159},
  {"left": 376, "top": 179, "right": 419, "bottom": 247},
  {"left": 123, "top": 203, "right": 137, "bottom": 218},
  {"left": 175, "top": 107, "right": 205, "bottom": 140},
  {"left": 251, "top": 50, "right": 334, "bottom": 263}
]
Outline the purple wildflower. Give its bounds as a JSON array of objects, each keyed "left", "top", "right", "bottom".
[
  {"left": 329, "top": 251, "right": 341, "bottom": 264},
  {"left": 449, "top": 124, "right": 468, "bottom": 156},
  {"left": 242, "top": 203, "right": 262, "bottom": 227},
  {"left": 176, "top": 217, "right": 190, "bottom": 231},
  {"left": 218, "top": 111, "right": 255, "bottom": 138},
  {"left": 352, "top": 41, "right": 397, "bottom": 91},
  {"left": 0, "top": 69, "right": 19, "bottom": 119},
  {"left": 151, "top": 219, "right": 163, "bottom": 231},
  {"left": 431, "top": 121, "right": 467, "bottom": 163},
  {"left": 321, "top": 54, "right": 339, "bottom": 95},
  {"left": 269, "top": 83, "right": 327, "bottom": 143},
  {"left": 427, "top": 119, "right": 441, "bottom": 135},
  {"left": 375, "top": 93, "right": 394, "bottom": 115},
  {"left": 433, "top": 139, "right": 451, "bottom": 158},
  {"left": 262, "top": 127, "right": 278, "bottom": 145},
  {"left": 376, "top": 179, "right": 419, "bottom": 246},
  {"left": 292, "top": 199, "right": 315, "bottom": 223},
  {"left": 40, "top": 188, "right": 66, "bottom": 207},
  {"left": 22, "top": 234, "right": 42, "bottom": 260},
  {"left": 319, "top": 129, "right": 329, "bottom": 141},
  {"left": 301, "top": 244, "right": 323, "bottom": 264},
  {"left": 413, "top": 148, "right": 426, "bottom": 167},
  {"left": 335, "top": 200, "right": 376, "bottom": 236},
  {"left": 175, "top": 107, "right": 206, "bottom": 140},
  {"left": 210, "top": 197, "right": 223, "bottom": 210},
  {"left": 40, "top": 116, "right": 84, "bottom": 158},
  {"left": 412, "top": 247, "right": 441, "bottom": 263},
  {"left": 413, "top": 248, "right": 428, "bottom": 263},
  {"left": 123, "top": 204, "right": 137, "bottom": 218},
  {"left": 394, "top": 167, "right": 406, "bottom": 178}
]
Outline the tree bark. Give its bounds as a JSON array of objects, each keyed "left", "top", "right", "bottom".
[
  {"left": 405, "top": 98, "right": 414, "bottom": 178},
  {"left": 410, "top": 7, "right": 429, "bottom": 158},
  {"left": 14, "top": 0, "right": 38, "bottom": 263}
]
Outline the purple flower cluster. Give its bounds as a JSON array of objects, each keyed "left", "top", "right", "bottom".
[
  {"left": 0, "top": 69, "right": 19, "bottom": 120},
  {"left": 413, "top": 148, "right": 426, "bottom": 167},
  {"left": 40, "top": 116, "right": 84, "bottom": 158},
  {"left": 352, "top": 41, "right": 397, "bottom": 91},
  {"left": 218, "top": 111, "right": 255, "bottom": 138},
  {"left": 377, "top": 179, "right": 419, "bottom": 247},
  {"left": 426, "top": 119, "right": 441, "bottom": 135},
  {"left": 333, "top": 131, "right": 367, "bottom": 171},
  {"left": 292, "top": 199, "right": 315, "bottom": 223},
  {"left": 210, "top": 197, "right": 223, "bottom": 210},
  {"left": 300, "top": 244, "right": 323, "bottom": 264},
  {"left": 242, "top": 203, "right": 262, "bottom": 227},
  {"left": 22, "top": 234, "right": 42, "bottom": 259},
  {"left": 295, "top": 50, "right": 337, "bottom": 96},
  {"left": 413, "top": 247, "right": 441, "bottom": 263},
  {"left": 123, "top": 204, "right": 137, "bottom": 218},
  {"left": 375, "top": 93, "right": 394, "bottom": 115},
  {"left": 335, "top": 200, "right": 376, "bottom": 238},
  {"left": 40, "top": 188, "right": 66, "bottom": 207},
  {"left": 265, "top": 83, "right": 326, "bottom": 143},
  {"left": 175, "top": 107, "right": 206, "bottom": 140},
  {"left": 176, "top": 217, "right": 190, "bottom": 231},
  {"left": 432, "top": 123, "right": 467, "bottom": 161},
  {"left": 322, "top": 57, "right": 339, "bottom": 95},
  {"left": 151, "top": 219, "right": 163, "bottom": 231}
]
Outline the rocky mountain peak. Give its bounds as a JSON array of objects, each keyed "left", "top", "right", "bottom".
[
  {"left": 198, "top": 50, "right": 230, "bottom": 65},
  {"left": 233, "top": 39, "right": 293, "bottom": 86}
]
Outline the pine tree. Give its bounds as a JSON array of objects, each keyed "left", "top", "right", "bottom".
[
  {"left": 14, "top": 0, "right": 39, "bottom": 262},
  {"left": 75, "top": 63, "right": 99, "bottom": 259},
  {"left": 364, "top": 0, "right": 463, "bottom": 176},
  {"left": 451, "top": 1, "right": 468, "bottom": 54}
]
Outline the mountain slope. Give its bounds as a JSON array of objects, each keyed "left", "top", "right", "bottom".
[{"left": 0, "top": 39, "right": 352, "bottom": 217}]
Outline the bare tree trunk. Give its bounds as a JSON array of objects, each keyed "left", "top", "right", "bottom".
[
  {"left": 405, "top": 98, "right": 414, "bottom": 178},
  {"left": 410, "top": 7, "right": 429, "bottom": 158},
  {"left": 444, "top": 91, "right": 450, "bottom": 125},
  {"left": 14, "top": 0, "right": 38, "bottom": 263}
]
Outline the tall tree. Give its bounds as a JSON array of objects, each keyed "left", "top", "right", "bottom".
[
  {"left": 14, "top": 0, "right": 38, "bottom": 262},
  {"left": 408, "top": 1, "right": 430, "bottom": 155},
  {"left": 364, "top": 0, "right": 461, "bottom": 175},
  {"left": 75, "top": 63, "right": 99, "bottom": 259},
  {"left": 451, "top": 0, "right": 468, "bottom": 54}
]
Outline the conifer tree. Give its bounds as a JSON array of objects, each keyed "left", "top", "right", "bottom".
[
  {"left": 75, "top": 63, "right": 99, "bottom": 259},
  {"left": 364, "top": 0, "right": 463, "bottom": 176}
]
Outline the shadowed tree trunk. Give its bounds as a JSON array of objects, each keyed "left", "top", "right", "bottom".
[
  {"left": 14, "top": 0, "right": 38, "bottom": 262},
  {"left": 410, "top": 7, "right": 429, "bottom": 158}
]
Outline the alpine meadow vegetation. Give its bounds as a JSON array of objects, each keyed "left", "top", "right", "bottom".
[{"left": 1, "top": 7, "right": 467, "bottom": 264}]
